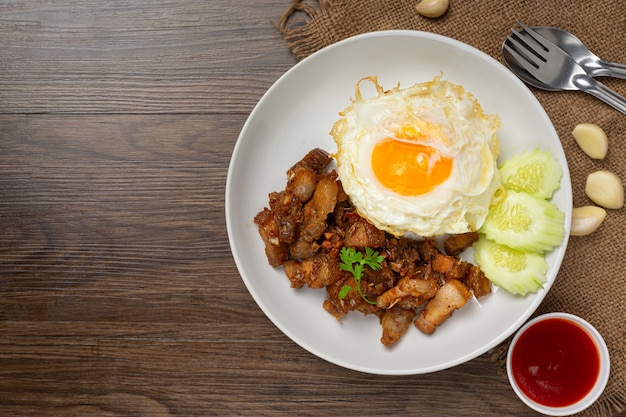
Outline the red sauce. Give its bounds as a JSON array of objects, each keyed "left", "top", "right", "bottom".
[{"left": 510, "top": 317, "right": 600, "bottom": 408}]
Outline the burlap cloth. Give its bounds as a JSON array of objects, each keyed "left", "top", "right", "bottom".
[{"left": 276, "top": 1, "right": 625, "bottom": 416}]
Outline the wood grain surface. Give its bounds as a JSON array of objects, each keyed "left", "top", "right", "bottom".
[{"left": 1, "top": 2, "right": 623, "bottom": 417}]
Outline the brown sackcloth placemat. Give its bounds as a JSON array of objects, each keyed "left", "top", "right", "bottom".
[{"left": 277, "top": 1, "right": 626, "bottom": 416}]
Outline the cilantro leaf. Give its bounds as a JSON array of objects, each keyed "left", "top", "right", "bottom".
[
  {"left": 338, "top": 285, "right": 352, "bottom": 299},
  {"left": 337, "top": 247, "right": 384, "bottom": 305},
  {"left": 364, "top": 247, "right": 384, "bottom": 271}
]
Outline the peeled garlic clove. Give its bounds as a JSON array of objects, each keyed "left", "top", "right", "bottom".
[
  {"left": 585, "top": 170, "right": 624, "bottom": 209},
  {"left": 416, "top": 0, "right": 449, "bottom": 18},
  {"left": 572, "top": 123, "right": 608, "bottom": 159},
  {"left": 571, "top": 206, "right": 607, "bottom": 236}
]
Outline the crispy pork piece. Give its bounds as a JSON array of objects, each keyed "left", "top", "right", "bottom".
[
  {"left": 299, "top": 174, "right": 339, "bottom": 243},
  {"left": 422, "top": 262, "right": 444, "bottom": 283},
  {"left": 305, "top": 253, "right": 343, "bottom": 289},
  {"left": 343, "top": 216, "right": 386, "bottom": 249},
  {"left": 285, "top": 148, "right": 331, "bottom": 203},
  {"left": 283, "top": 253, "right": 343, "bottom": 289},
  {"left": 418, "top": 238, "right": 440, "bottom": 262},
  {"left": 387, "top": 241, "right": 421, "bottom": 274},
  {"left": 322, "top": 298, "right": 345, "bottom": 321},
  {"left": 466, "top": 265, "right": 492, "bottom": 298},
  {"left": 414, "top": 280, "right": 472, "bottom": 335},
  {"left": 396, "top": 296, "right": 428, "bottom": 310},
  {"left": 269, "top": 191, "right": 303, "bottom": 245},
  {"left": 443, "top": 231, "right": 479, "bottom": 257},
  {"left": 380, "top": 306, "right": 417, "bottom": 347},
  {"left": 288, "top": 238, "right": 319, "bottom": 261},
  {"left": 377, "top": 277, "right": 438, "bottom": 309},
  {"left": 282, "top": 259, "right": 306, "bottom": 288},
  {"left": 431, "top": 252, "right": 471, "bottom": 281},
  {"left": 354, "top": 300, "right": 383, "bottom": 317},
  {"left": 323, "top": 275, "right": 361, "bottom": 320},
  {"left": 359, "top": 265, "right": 396, "bottom": 304},
  {"left": 291, "top": 148, "right": 331, "bottom": 174},
  {"left": 253, "top": 207, "right": 289, "bottom": 267},
  {"left": 285, "top": 166, "right": 318, "bottom": 204}
]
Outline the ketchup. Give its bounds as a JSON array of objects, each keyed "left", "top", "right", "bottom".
[{"left": 510, "top": 317, "right": 600, "bottom": 407}]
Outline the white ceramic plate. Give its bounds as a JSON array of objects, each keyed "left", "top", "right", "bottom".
[{"left": 226, "top": 31, "right": 572, "bottom": 375}]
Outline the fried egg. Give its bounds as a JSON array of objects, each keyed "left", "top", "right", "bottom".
[{"left": 331, "top": 75, "right": 502, "bottom": 237}]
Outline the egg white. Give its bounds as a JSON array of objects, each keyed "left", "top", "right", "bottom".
[{"left": 331, "top": 75, "right": 502, "bottom": 237}]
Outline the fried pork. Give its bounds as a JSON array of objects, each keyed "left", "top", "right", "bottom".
[{"left": 254, "top": 148, "right": 493, "bottom": 346}]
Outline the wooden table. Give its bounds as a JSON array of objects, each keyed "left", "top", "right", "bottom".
[{"left": 1, "top": 2, "right": 623, "bottom": 416}]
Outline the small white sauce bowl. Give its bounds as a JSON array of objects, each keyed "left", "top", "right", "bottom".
[{"left": 506, "top": 312, "right": 610, "bottom": 416}]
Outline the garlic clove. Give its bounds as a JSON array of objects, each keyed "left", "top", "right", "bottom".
[
  {"left": 571, "top": 206, "right": 607, "bottom": 236},
  {"left": 416, "top": 0, "right": 450, "bottom": 18},
  {"left": 572, "top": 123, "right": 608, "bottom": 159},
  {"left": 585, "top": 170, "right": 624, "bottom": 209}
]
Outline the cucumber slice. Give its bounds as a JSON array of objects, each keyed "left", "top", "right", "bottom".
[
  {"left": 480, "top": 190, "right": 565, "bottom": 253},
  {"left": 499, "top": 148, "right": 562, "bottom": 199},
  {"left": 473, "top": 235, "right": 548, "bottom": 296}
]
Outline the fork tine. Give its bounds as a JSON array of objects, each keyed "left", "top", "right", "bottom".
[
  {"left": 503, "top": 43, "right": 542, "bottom": 74},
  {"left": 506, "top": 34, "right": 544, "bottom": 67},
  {"left": 516, "top": 20, "right": 550, "bottom": 52}
]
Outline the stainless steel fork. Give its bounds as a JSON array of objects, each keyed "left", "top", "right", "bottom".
[{"left": 503, "top": 20, "right": 626, "bottom": 115}]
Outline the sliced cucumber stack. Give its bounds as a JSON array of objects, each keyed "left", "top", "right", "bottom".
[
  {"left": 499, "top": 148, "right": 562, "bottom": 199},
  {"left": 474, "top": 148, "right": 566, "bottom": 296},
  {"left": 474, "top": 236, "right": 548, "bottom": 295},
  {"left": 481, "top": 190, "right": 565, "bottom": 253}
]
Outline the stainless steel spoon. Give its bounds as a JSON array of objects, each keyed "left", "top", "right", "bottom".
[{"left": 530, "top": 26, "right": 626, "bottom": 79}]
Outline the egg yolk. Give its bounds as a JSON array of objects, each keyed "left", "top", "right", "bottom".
[{"left": 371, "top": 138, "right": 453, "bottom": 196}]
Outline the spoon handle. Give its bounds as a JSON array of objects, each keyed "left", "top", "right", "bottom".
[
  {"left": 574, "top": 75, "right": 626, "bottom": 115},
  {"left": 595, "top": 60, "right": 626, "bottom": 80}
]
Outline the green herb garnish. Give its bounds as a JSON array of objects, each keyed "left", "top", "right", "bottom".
[{"left": 338, "top": 247, "right": 384, "bottom": 305}]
